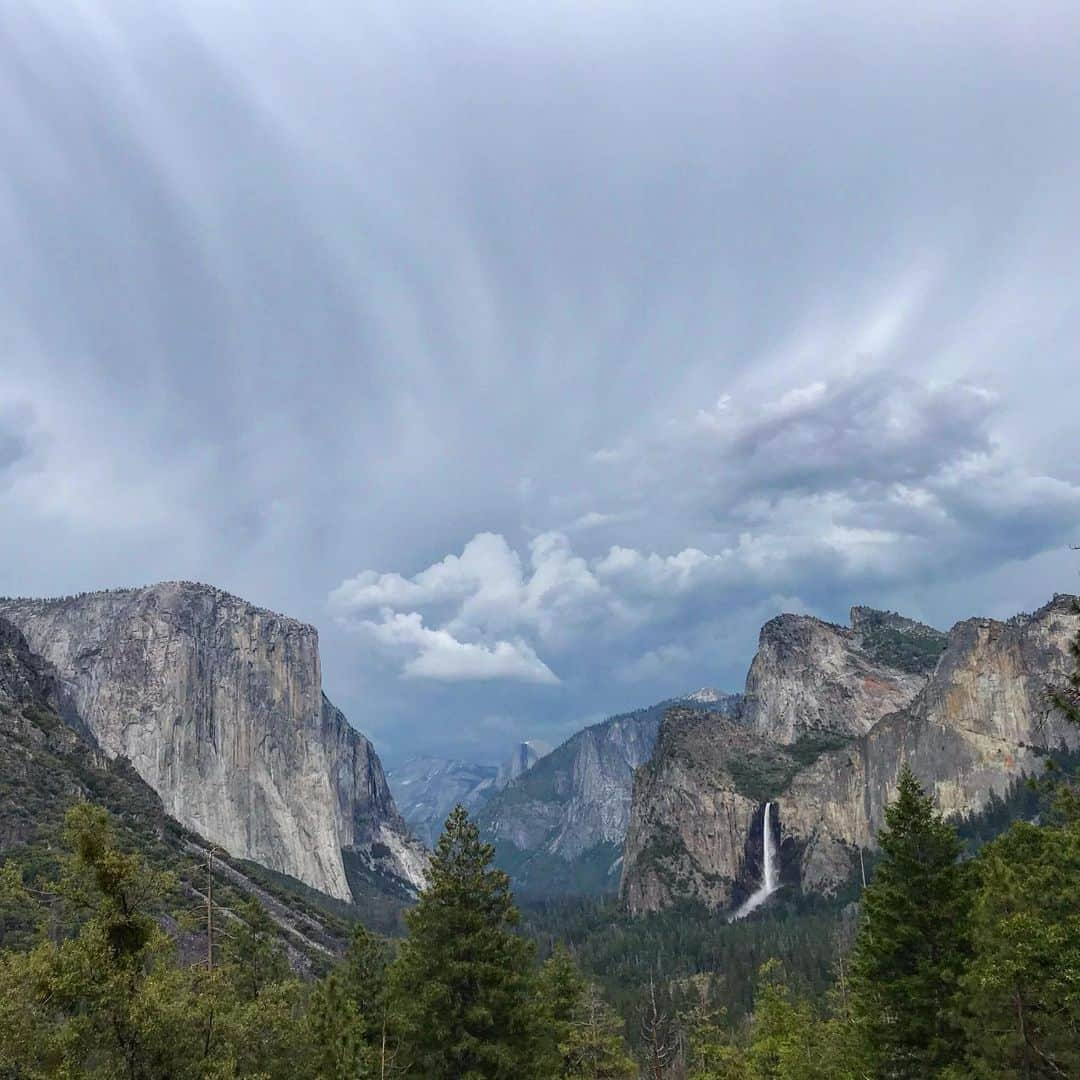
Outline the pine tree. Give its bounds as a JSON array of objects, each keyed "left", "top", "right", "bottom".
[
  {"left": 306, "top": 971, "right": 373, "bottom": 1080},
  {"left": 537, "top": 945, "right": 635, "bottom": 1078},
  {"left": 562, "top": 982, "right": 637, "bottom": 1079},
  {"left": 745, "top": 960, "right": 840, "bottom": 1080},
  {"left": 339, "top": 922, "right": 403, "bottom": 1077},
  {"left": 685, "top": 1005, "right": 747, "bottom": 1080},
  {"left": 957, "top": 819, "right": 1080, "bottom": 1078},
  {"left": 339, "top": 923, "right": 391, "bottom": 1029},
  {"left": 223, "top": 897, "right": 290, "bottom": 1001},
  {"left": 537, "top": 944, "right": 588, "bottom": 1056},
  {"left": 388, "top": 805, "right": 548, "bottom": 1080},
  {"left": 850, "top": 764, "right": 972, "bottom": 1078}
]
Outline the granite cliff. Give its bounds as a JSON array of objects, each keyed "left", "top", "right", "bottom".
[
  {"left": 479, "top": 692, "right": 740, "bottom": 897},
  {"left": 0, "top": 583, "right": 427, "bottom": 904},
  {"left": 388, "top": 757, "right": 500, "bottom": 847},
  {"left": 389, "top": 740, "right": 553, "bottom": 847},
  {"left": 621, "top": 598, "right": 1080, "bottom": 915},
  {"left": 0, "top": 614, "right": 386, "bottom": 955},
  {"left": 741, "top": 608, "right": 944, "bottom": 744}
]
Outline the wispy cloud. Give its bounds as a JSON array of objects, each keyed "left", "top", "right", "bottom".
[{"left": 2, "top": 1, "right": 1079, "bottom": 757}]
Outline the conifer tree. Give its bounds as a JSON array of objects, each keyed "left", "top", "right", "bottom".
[
  {"left": 223, "top": 897, "right": 290, "bottom": 1001},
  {"left": 685, "top": 1005, "right": 747, "bottom": 1080},
  {"left": 562, "top": 982, "right": 637, "bottom": 1079},
  {"left": 850, "top": 764, "right": 972, "bottom": 1078},
  {"left": 339, "top": 923, "right": 391, "bottom": 1034},
  {"left": 746, "top": 960, "right": 840, "bottom": 1080},
  {"left": 537, "top": 944, "right": 588, "bottom": 1052},
  {"left": 388, "top": 805, "right": 548, "bottom": 1080},
  {"left": 306, "top": 970, "right": 372, "bottom": 1079},
  {"left": 537, "top": 945, "right": 635, "bottom": 1078},
  {"left": 957, "top": 819, "right": 1080, "bottom": 1079}
]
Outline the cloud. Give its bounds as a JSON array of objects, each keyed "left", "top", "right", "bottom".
[
  {"left": 0, "top": 404, "right": 31, "bottom": 479},
  {"left": 333, "top": 370, "right": 1080, "bottom": 701},
  {"left": 3, "top": 1, "right": 1080, "bottom": 758},
  {"left": 362, "top": 611, "right": 559, "bottom": 685}
]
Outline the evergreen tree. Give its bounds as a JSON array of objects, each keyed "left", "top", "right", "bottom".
[
  {"left": 340, "top": 923, "right": 391, "bottom": 1034},
  {"left": 222, "top": 897, "right": 290, "bottom": 1001},
  {"left": 685, "top": 1005, "right": 747, "bottom": 1080},
  {"left": 537, "top": 942, "right": 588, "bottom": 1068},
  {"left": 957, "top": 819, "right": 1080, "bottom": 1078},
  {"left": 338, "top": 922, "right": 404, "bottom": 1077},
  {"left": 561, "top": 982, "right": 637, "bottom": 1079},
  {"left": 306, "top": 970, "right": 373, "bottom": 1080},
  {"left": 850, "top": 765, "right": 972, "bottom": 1078},
  {"left": 537, "top": 945, "right": 634, "bottom": 1078},
  {"left": 745, "top": 960, "right": 842, "bottom": 1080},
  {"left": 388, "top": 805, "right": 548, "bottom": 1080}
]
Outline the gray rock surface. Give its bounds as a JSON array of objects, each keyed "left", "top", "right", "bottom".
[
  {"left": 388, "top": 757, "right": 499, "bottom": 846},
  {"left": 620, "top": 707, "right": 761, "bottom": 913},
  {"left": 620, "top": 597, "right": 1080, "bottom": 914},
  {"left": 741, "top": 609, "right": 940, "bottom": 745},
  {"left": 496, "top": 740, "right": 553, "bottom": 788},
  {"left": 479, "top": 692, "right": 741, "bottom": 894},
  {"left": 779, "top": 595, "right": 1080, "bottom": 891},
  {"left": 0, "top": 583, "right": 427, "bottom": 902}
]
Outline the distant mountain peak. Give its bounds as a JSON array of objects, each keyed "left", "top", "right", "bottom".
[
  {"left": 497, "top": 740, "right": 553, "bottom": 788},
  {"left": 684, "top": 687, "right": 725, "bottom": 704}
]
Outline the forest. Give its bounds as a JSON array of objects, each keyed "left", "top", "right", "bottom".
[{"left": 0, "top": 630, "right": 1078, "bottom": 1079}]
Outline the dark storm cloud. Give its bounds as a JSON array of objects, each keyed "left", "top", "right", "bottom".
[
  {"left": 1, "top": 1, "right": 1079, "bottom": 761},
  {"left": 332, "top": 370, "right": 1080, "bottom": 711}
]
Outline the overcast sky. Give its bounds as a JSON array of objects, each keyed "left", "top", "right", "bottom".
[{"left": 2, "top": 1, "right": 1079, "bottom": 764}]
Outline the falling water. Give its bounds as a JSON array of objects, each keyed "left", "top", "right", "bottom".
[{"left": 729, "top": 801, "right": 779, "bottom": 921}]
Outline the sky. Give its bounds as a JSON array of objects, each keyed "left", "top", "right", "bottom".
[{"left": 2, "top": 1, "right": 1079, "bottom": 764}]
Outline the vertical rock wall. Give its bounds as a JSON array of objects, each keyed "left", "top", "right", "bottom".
[{"left": 0, "top": 583, "right": 426, "bottom": 902}]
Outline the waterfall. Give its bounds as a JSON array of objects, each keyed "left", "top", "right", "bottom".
[{"left": 729, "top": 801, "right": 779, "bottom": 921}]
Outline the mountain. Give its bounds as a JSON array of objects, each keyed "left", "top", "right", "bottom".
[
  {"left": 497, "top": 740, "right": 553, "bottom": 787},
  {"left": 0, "top": 583, "right": 427, "bottom": 906},
  {"left": 0, "top": 614, "right": 378, "bottom": 959},
  {"left": 740, "top": 608, "right": 944, "bottom": 745},
  {"left": 620, "top": 597, "right": 1080, "bottom": 915},
  {"left": 389, "top": 740, "right": 553, "bottom": 847},
  {"left": 388, "top": 758, "right": 499, "bottom": 846},
  {"left": 478, "top": 692, "right": 741, "bottom": 898}
]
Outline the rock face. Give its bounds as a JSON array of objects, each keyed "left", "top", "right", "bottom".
[
  {"left": 497, "top": 740, "right": 553, "bottom": 788},
  {"left": 0, "top": 613, "right": 154, "bottom": 851},
  {"left": 620, "top": 597, "right": 1080, "bottom": 914},
  {"left": 620, "top": 707, "right": 762, "bottom": 914},
  {"left": 779, "top": 596, "right": 1080, "bottom": 893},
  {"left": 0, "top": 615, "right": 57, "bottom": 715},
  {"left": 0, "top": 583, "right": 426, "bottom": 903},
  {"left": 388, "top": 757, "right": 500, "bottom": 847},
  {"left": 389, "top": 741, "right": 554, "bottom": 847},
  {"left": 742, "top": 610, "right": 943, "bottom": 745},
  {"left": 479, "top": 692, "right": 740, "bottom": 897}
]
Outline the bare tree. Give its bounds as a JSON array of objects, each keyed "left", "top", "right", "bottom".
[{"left": 640, "top": 978, "right": 678, "bottom": 1080}]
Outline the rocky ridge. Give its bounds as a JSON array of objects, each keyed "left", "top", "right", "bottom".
[
  {"left": 388, "top": 757, "right": 500, "bottom": 847},
  {"left": 620, "top": 597, "right": 1080, "bottom": 914},
  {"left": 479, "top": 691, "right": 741, "bottom": 896},
  {"left": 0, "top": 583, "right": 427, "bottom": 905},
  {"left": 740, "top": 609, "right": 944, "bottom": 745},
  {"left": 389, "top": 740, "right": 554, "bottom": 847}
]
